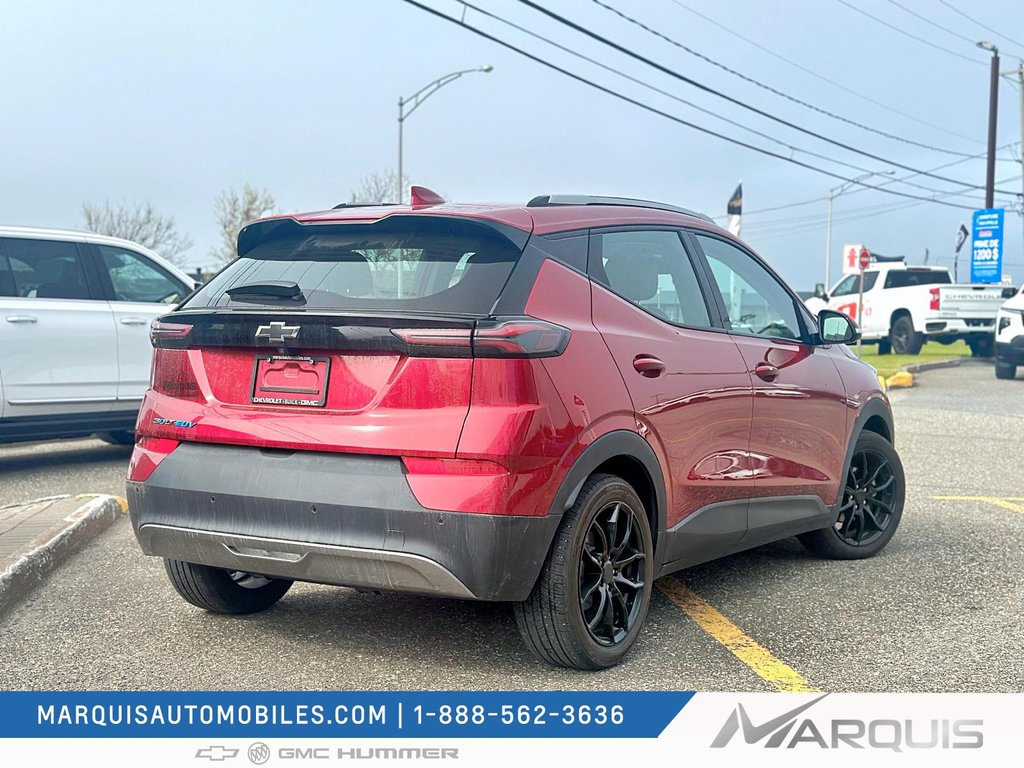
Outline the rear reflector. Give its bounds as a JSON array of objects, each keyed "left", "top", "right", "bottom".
[{"left": 392, "top": 319, "right": 569, "bottom": 358}]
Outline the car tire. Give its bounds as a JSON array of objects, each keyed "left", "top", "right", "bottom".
[
  {"left": 514, "top": 474, "right": 654, "bottom": 670},
  {"left": 968, "top": 337, "right": 994, "bottom": 358},
  {"left": 97, "top": 430, "right": 135, "bottom": 446},
  {"left": 164, "top": 559, "right": 292, "bottom": 614},
  {"left": 889, "top": 315, "right": 923, "bottom": 355},
  {"left": 799, "top": 431, "right": 905, "bottom": 560},
  {"left": 995, "top": 360, "right": 1017, "bottom": 380},
  {"left": 877, "top": 340, "right": 891, "bottom": 355}
]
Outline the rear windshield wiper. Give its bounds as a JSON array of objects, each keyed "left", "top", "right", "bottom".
[{"left": 225, "top": 280, "right": 305, "bottom": 303}]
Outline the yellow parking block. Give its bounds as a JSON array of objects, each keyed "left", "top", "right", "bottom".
[
  {"left": 886, "top": 371, "right": 914, "bottom": 388},
  {"left": 658, "top": 579, "right": 819, "bottom": 692}
]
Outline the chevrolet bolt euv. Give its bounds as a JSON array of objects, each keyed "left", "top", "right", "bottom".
[{"left": 127, "top": 190, "right": 904, "bottom": 670}]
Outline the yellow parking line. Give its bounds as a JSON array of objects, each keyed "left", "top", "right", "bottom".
[
  {"left": 932, "top": 496, "right": 1024, "bottom": 515},
  {"left": 657, "top": 579, "right": 820, "bottom": 693}
]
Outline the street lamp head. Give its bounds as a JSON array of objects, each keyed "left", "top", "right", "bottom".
[
  {"left": 977, "top": 41, "right": 998, "bottom": 54},
  {"left": 480, "top": 65, "right": 494, "bottom": 73}
]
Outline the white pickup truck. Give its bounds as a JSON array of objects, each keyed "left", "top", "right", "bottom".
[{"left": 810, "top": 262, "right": 1015, "bottom": 356}]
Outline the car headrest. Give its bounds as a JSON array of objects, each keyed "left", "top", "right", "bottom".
[{"left": 604, "top": 254, "right": 660, "bottom": 302}]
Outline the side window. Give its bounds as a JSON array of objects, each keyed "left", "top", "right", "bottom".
[
  {"left": 0, "top": 238, "right": 93, "bottom": 300},
  {"left": 884, "top": 270, "right": 950, "bottom": 289},
  {"left": 98, "top": 246, "right": 187, "bottom": 304},
  {"left": 0, "top": 246, "right": 15, "bottom": 297},
  {"left": 694, "top": 234, "right": 804, "bottom": 341},
  {"left": 832, "top": 272, "right": 877, "bottom": 297},
  {"left": 593, "top": 230, "right": 711, "bottom": 327}
]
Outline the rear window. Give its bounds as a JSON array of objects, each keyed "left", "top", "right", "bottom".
[
  {"left": 884, "top": 270, "right": 951, "bottom": 289},
  {"left": 184, "top": 217, "right": 522, "bottom": 314}
]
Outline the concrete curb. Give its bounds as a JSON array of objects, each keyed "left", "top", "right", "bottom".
[
  {"left": 902, "top": 357, "right": 965, "bottom": 374},
  {"left": 0, "top": 494, "right": 127, "bottom": 617}
]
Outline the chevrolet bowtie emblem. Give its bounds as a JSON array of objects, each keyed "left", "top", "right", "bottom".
[
  {"left": 255, "top": 322, "right": 300, "bottom": 343},
  {"left": 195, "top": 745, "right": 239, "bottom": 761}
]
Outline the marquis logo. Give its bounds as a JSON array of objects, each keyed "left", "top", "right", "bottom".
[{"left": 710, "top": 694, "right": 983, "bottom": 751}]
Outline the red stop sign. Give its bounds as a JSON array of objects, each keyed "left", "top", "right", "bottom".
[{"left": 859, "top": 248, "right": 871, "bottom": 270}]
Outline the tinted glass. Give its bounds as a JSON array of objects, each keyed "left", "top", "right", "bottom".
[
  {"left": 831, "top": 271, "right": 878, "bottom": 297},
  {"left": 593, "top": 230, "right": 711, "bottom": 327},
  {"left": 884, "top": 270, "right": 951, "bottom": 288},
  {"left": 99, "top": 246, "right": 188, "bottom": 304},
  {"left": 184, "top": 218, "right": 522, "bottom": 314},
  {"left": 0, "top": 238, "right": 92, "bottom": 300},
  {"left": 695, "top": 234, "right": 803, "bottom": 340}
]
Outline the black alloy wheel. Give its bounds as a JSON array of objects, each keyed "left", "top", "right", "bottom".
[
  {"left": 578, "top": 501, "right": 647, "bottom": 646},
  {"left": 834, "top": 447, "right": 897, "bottom": 547},
  {"left": 799, "top": 430, "right": 905, "bottom": 559}
]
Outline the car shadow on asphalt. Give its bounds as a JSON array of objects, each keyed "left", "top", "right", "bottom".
[{"left": 0, "top": 441, "right": 132, "bottom": 475}]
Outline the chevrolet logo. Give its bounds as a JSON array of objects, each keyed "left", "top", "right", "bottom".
[
  {"left": 195, "top": 745, "right": 239, "bottom": 761},
  {"left": 255, "top": 321, "right": 300, "bottom": 343}
]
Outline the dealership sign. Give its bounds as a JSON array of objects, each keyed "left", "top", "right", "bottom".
[{"left": 970, "top": 208, "right": 1004, "bottom": 284}]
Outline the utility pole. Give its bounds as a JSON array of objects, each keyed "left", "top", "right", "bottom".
[{"left": 978, "top": 42, "right": 1000, "bottom": 208}]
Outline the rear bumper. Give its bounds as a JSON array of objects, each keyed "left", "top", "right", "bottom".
[{"left": 128, "top": 443, "right": 562, "bottom": 601}]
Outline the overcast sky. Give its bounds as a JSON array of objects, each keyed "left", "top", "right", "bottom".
[{"left": 2, "top": 0, "right": 1023, "bottom": 288}]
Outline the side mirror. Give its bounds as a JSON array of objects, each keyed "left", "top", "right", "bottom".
[
  {"left": 818, "top": 309, "right": 860, "bottom": 345},
  {"left": 814, "top": 282, "right": 828, "bottom": 300}
]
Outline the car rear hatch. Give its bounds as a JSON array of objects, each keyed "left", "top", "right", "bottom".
[
  {"left": 140, "top": 214, "right": 531, "bottom": 457},
  {"left": 935, "top": 284, "right": 1017, "bottom": 321}
]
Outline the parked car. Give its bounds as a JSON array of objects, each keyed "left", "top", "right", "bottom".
[
  {"left": 127, "top": 190, "right": 904, "bottom": 670},
  {"left": 813, "top": 261, "right": 1014, "bottom": 355},
  {"left": 0, "top": 226, "right": 196, "bottom": 444},
  {"left": 995, "top": 286, "right": 1024, "bottom": 379}
]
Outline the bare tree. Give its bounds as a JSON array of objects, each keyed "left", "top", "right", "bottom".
[
  {"left": 82, "top": 201, "right": 193, "bottom": 266},
  {"left": 211, "top": 184, "right": 277, "bottom": 264},
  {"left": 350, "top": 169, "right": 408, "bottom": 204}
]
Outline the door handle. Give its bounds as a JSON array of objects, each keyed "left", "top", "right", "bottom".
[
  {"left": 119, "top": 317, "right": 149, "bottom": 326},
  {"left": 633, "top": 355, "right": 666, "bottom": 378},
  {"left": 5, "top": 315, "right": 38, "bottom": 324},
  {"left": 754, "top": 362, "right": 780, "bottom": 381}
]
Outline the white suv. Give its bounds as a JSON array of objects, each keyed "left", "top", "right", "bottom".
[
  {"left": 0, "top": 226, "right": 196, "bottom": 444},
  {"left": 995, "top": 287, "right": 1024, "bottom": 380}
]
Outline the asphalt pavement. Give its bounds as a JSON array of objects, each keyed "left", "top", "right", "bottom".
[{"left": 0, "top": 361, "right": 1021, "bottom": 691}]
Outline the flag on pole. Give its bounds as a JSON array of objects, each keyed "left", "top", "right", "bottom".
[{"left": 727, "top": 182, "right": 742, "bottom": 237}]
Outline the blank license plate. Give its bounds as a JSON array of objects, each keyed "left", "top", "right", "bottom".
[{"left": 251, "top": 355, "right": 331, "bottom": 407}]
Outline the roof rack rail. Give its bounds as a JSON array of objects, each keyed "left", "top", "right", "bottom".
[
  {"left": 332, "top": 201, "right": 400, "bottom": 210},
  {"left": 526, "top": 194, "right": 714, "bottom": 223}
]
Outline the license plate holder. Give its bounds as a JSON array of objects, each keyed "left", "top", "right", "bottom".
[{"left": 251, "top": 355, "right": 331, "bottom": 407}]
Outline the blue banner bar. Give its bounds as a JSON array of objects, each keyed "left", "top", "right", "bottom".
[{"left": 0, "top": 691, "right": 693, "bottom": 739}]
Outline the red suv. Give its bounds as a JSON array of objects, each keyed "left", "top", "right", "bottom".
[{"left": 127, "top": 190, "right": 904, "bottom": 670}]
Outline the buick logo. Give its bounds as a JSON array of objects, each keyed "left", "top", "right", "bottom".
[
  {"left": 247, "top": 742, "right": 270, "bottom": 765},
  {"left": 255, "top": 322, "right": 300, "bottom": 343}
]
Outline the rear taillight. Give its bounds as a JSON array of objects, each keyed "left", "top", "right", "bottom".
[
  {"left": 929, "top": 288, "right": 940, "bottom": 311},
  {"left": 151, "top": 349, "right": 203, "bottom": 401},
  {"left": 392, "top": 319, "right": 569, "bottom": 358},
  {"left": 150, "top": 320, "right": 192, "bottom": 348}
]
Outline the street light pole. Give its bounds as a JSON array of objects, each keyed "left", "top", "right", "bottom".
[
  {"left": 396, "top": 65, "right": 493, "bottom": 204},
  {"left": 824, "top": 170, "right": 895, "bottom": 288},
  {"left": 978, "top": 42, "right": 1000, "bottom": 209}
]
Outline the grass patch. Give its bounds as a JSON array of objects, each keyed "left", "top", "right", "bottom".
[{"left": 856, "top": 340, "right": 971, "bottom": 378}]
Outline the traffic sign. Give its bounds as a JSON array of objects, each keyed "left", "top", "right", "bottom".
[
  {"left": 842, "top": 243, "right": 864, "bottom": 276},
  {"left": 970, "top": 209, "right": 1004, "bottom": 284},
  {"left": 859, "top": 248, "right": 871, "bottom": 271}
]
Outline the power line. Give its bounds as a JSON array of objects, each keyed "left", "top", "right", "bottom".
[
  {"left": 834, "top": 0, "right": 986, "bottom": 65},
  {"left": 462, "top": 0, "right": 998, "bottom": 203},
  {"left": 665, "top": 0, "right": 980, "bottom": 143},
  {"left": 589, "top": 0, "right": 976, "bottom": 157},
  {"left": 457, "top": 0, "right": 880, "bottom": 175},
  {"left": 884, "top": 0, "right": 981, "bottom": 47},
  {"left": 514, "top": 0, "right": 1019, "bottom": 195},
  {"left": 934, "top": 0, "right": 1024, "bottom": 51},
  {"left": 405, "top": 1, "right": 980, "bottom": 210}
]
